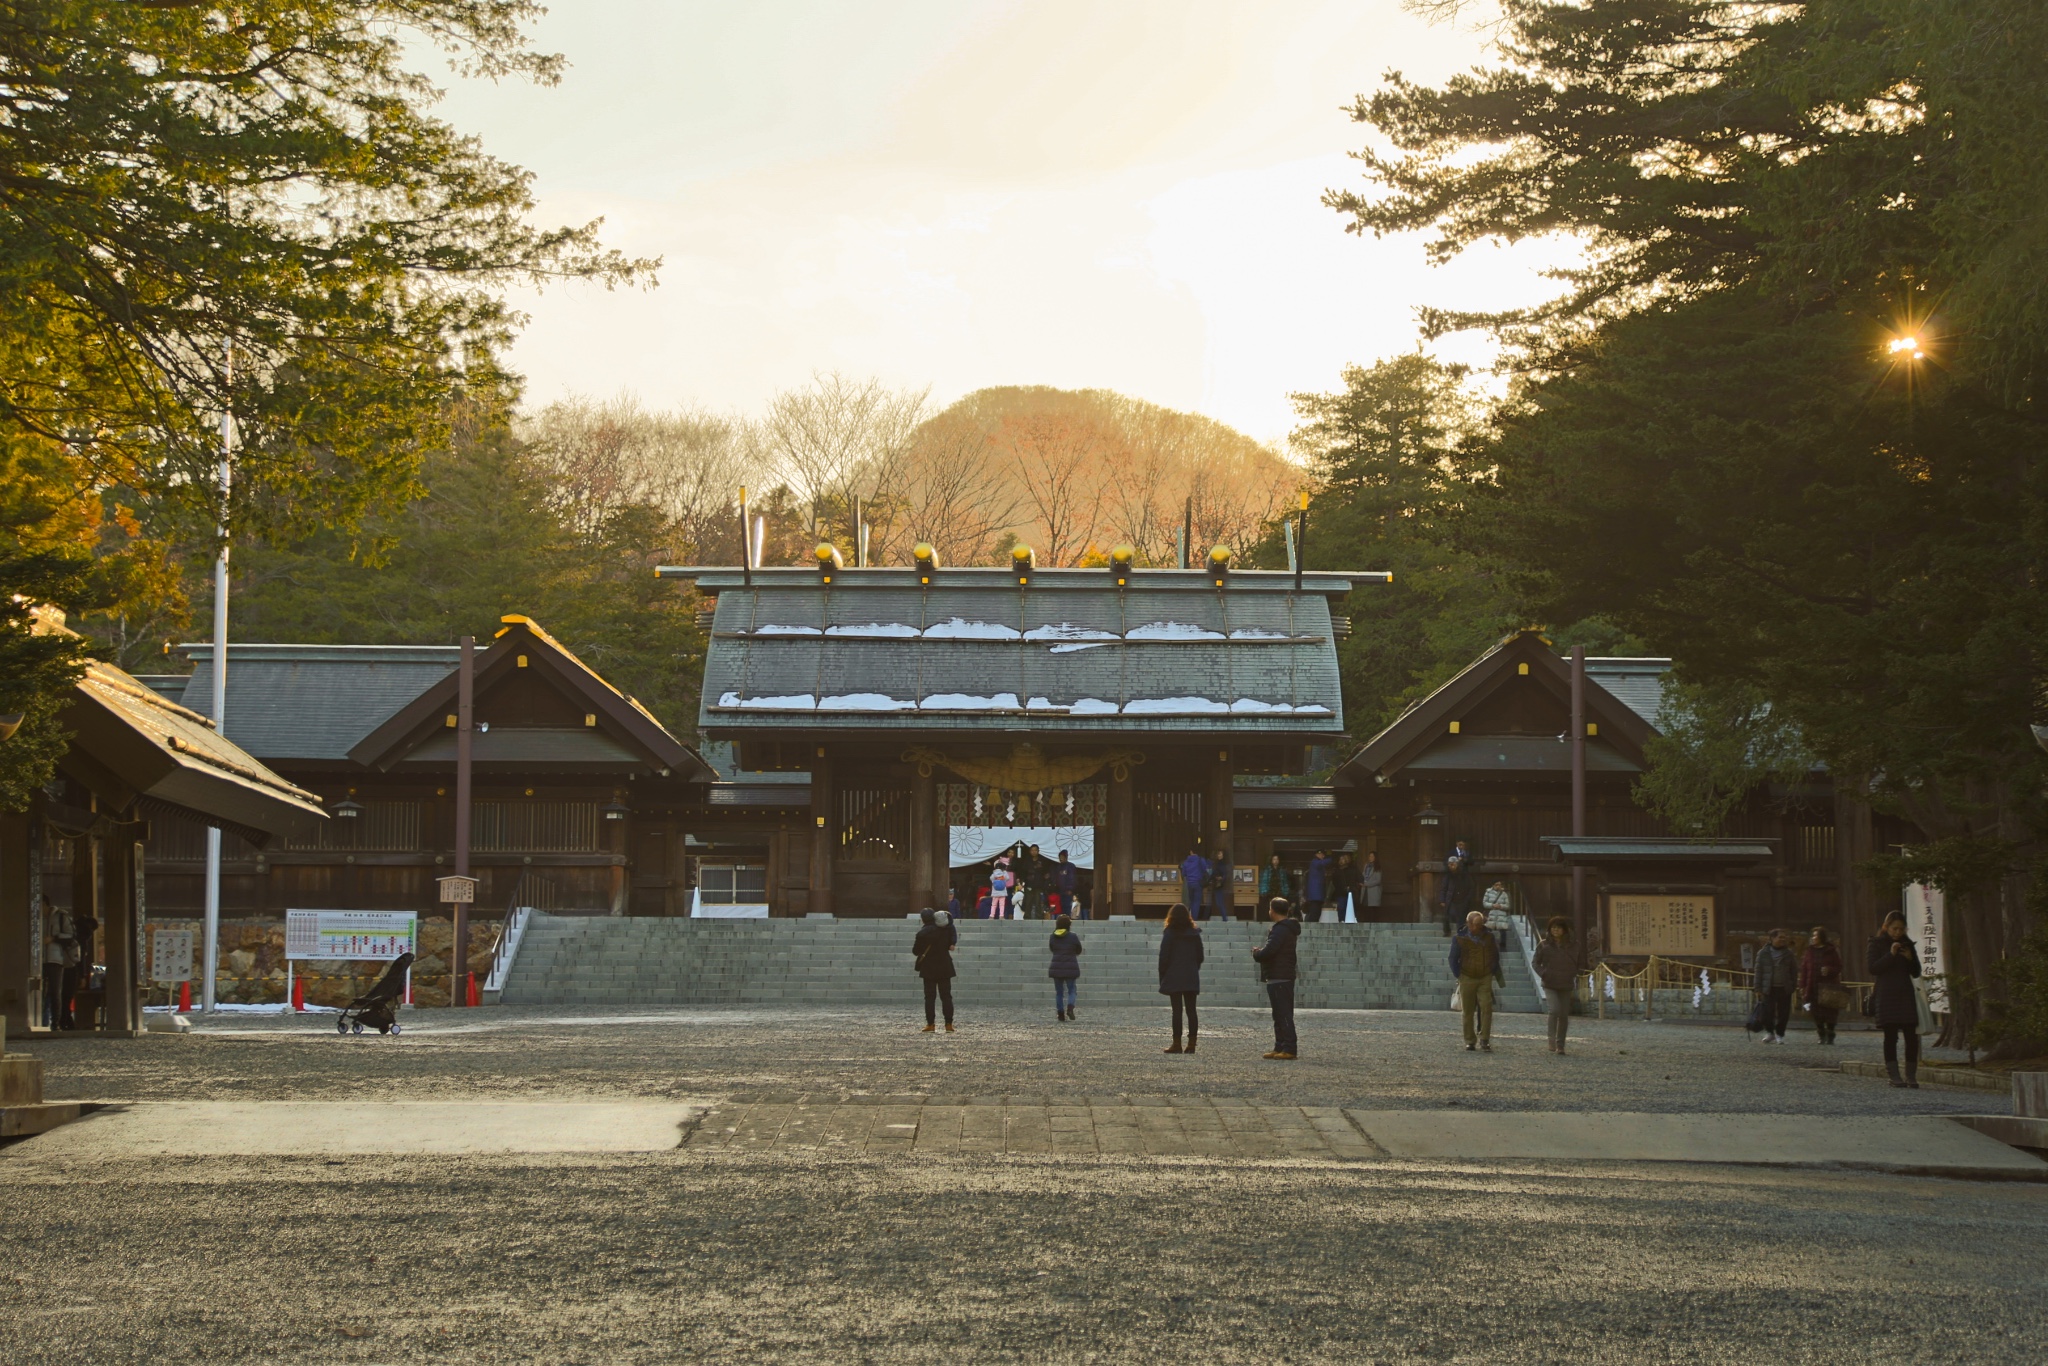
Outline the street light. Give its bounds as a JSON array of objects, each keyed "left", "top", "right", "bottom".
[{"left": 1888, "top": 334, "right": 1925, "bottom": 360}]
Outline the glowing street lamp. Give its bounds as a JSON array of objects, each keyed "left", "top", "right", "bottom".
[{"left": 1888, "top": 334, "right": 1925, "bottom": 360}]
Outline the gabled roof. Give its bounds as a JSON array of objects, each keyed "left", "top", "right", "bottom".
[
  {"left": 179, "top": 643, "right": 462, "bottom": 761},
  {"left": 1584, "top": 657, "right": 1672, "bottom": 729},
  {"left": 61, "top": 662, "right": 327, "bottom": 845},
  {"left": 687, "top": 567, "right": 1366, "bottom": 739},
  {"left": 348, "top": 616, "right": 709, "bottom": 779},
  {"left": 1336, "top": 630, "right": 1661, "bottom": 786}
]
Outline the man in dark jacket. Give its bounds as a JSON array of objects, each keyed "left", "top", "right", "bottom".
[
  {"left": 913, "top": 909, "right": 958, "bottom": 1032},
  {"left": 1206, "top": 845, "right": 1233, "bottom": 921},
  {"left": 1054, "top": 850, "right": 1080, "bottom": 919},
  {"left": 1439, "top": 856, "right": 1475, "bottom": 937},
  {"left": 1449, "top": 909, "right": 1506, "bottom": 1051},
  {"left": 1251, "top": 898, "right": 1301, "bottom": 1059},
  {"left": 1751, "top": 928, "right": 1798, "bottom": 1044}
]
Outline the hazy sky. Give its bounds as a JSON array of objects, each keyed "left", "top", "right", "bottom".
[{"left": 436, "top": 0, "right": 1561, "bottom": 442}]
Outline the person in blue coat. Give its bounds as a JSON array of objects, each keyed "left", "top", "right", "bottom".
[
  {"left": 1303, "top": 849, "right": 1333, "bottom": 921},
  {"left": 1157, "top": 904, "right": 1205, "bottom": 1053},
  {"left": 1047, "top": 914, "right": 1083, "bottom": 1021},
  {"left": 1179, "top": 845, "right": 1210, "bottom": 921}
]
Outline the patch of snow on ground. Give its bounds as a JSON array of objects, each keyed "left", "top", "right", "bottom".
[
  {"left": 1124, "top": 697, "right": 1232, "bottom": 714},
  {"left": 751, "top": 624, "right": 822, "bottom": 635},
  {"left": 1126, "top": 621, "right": 1225, "bottom": 641},
  {"left": 1069, "top": 699, "right": 1120, "bottom": 715},
  {"left": 1230, "top": 698, "right": 1295, "bottom": 713},
  {"left": 819, "top": 693, "right": 916, "bottom": 710},
  {"left": 1026, "top": 696, "right": 1064, "bottom": 710},
  {"left": 924, "top": 618, "right": 1020, "bottom": 640},
  {"left": 825, "top": 623, "right": 920, "bottom": 637},
  {"left": 920, "top": 692, "right": 1022, "bottom": 710},
  {"left": 1227, "top": 628, "right": 1291, "bottom": 640}
]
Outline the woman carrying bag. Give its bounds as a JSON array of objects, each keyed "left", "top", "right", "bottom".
[
  {"left": 1800, "top": 925, "right": 1847, "bottom": 1045},
  {"left": 1157, "top": 904, "right": 1205, "bottom": 1054}
]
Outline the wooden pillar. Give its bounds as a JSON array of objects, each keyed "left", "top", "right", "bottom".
[
  {"left": 72, "top": 815, "right": 99, "bottom": 1025},
  {"left": 1108, "top": 769, "right": 1134, "bottom": 917},
  {"left": 1833, "top": 774, "right": 1877, "bottom": 953},
  {"left": 102, "top": 823, "right": 142, "bottom": 1034},
  {"left": 1208, "top": 747, "right": 1235, "bottom": 883},
  {"left": 1414, "top": 802, "right": 1445, "bottom": 926},
  {"left": 931, "top": 790, "right": 952, "bottom": 913},
  {"left": 809, "top": 749, "right": 835, "bottom": 915},
  {"left": 909, "top": 767, "right": 935, "bottom": 913},
  {"left": 0, "top": 809, "right": 32, "bottom": 1035}
]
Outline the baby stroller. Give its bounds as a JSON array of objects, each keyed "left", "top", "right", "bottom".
[{"left": 336, "top": 952, "right": 413, "bottom": 1035}]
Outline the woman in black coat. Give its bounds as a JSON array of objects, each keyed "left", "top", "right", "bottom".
[
  {"left": 1157, "top": 903, "right": 1205, "bottom": 1054},
  {"left": 914, "top": 909, "right": 958, "bottom": 1033},
  {"left": 1867, "top": 910, "right": 1922, "bottom": 1087}
]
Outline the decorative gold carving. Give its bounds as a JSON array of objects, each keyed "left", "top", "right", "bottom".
[{"left": 901, "top": 742, "right": 1144, "bottom": 790}]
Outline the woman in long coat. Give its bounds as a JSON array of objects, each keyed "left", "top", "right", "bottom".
[
  {"left": 1867, "top": 910, "right": 1922, "bottom": 1086},
  {"left": 1800, "top": 925, "right": 1846, "bottom": 1045},
  {"left": 914, "top": 909, "right": 958, "bottom": 1032},
  {"left": 1360, "top": 852, "right": 1384, "bottom": 914},
  {"left": 1157, "top": 903, "right": 1205, "bottom": 1054}
]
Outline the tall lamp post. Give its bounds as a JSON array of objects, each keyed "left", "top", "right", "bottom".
[{"left": 201, "top": 349, "right": 233, "bottom": 1014}]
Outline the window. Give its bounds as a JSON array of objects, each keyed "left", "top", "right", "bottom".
[
  {"left": 698, "top": 864, "right": 768, "bottom": 905},
  {"left": 471, "top": 801, "right": 600, "bottom": 852}
]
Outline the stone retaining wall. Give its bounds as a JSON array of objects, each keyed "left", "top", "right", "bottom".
[{"left": 140, "top": 917, "right": 502, "bottom": 1009}]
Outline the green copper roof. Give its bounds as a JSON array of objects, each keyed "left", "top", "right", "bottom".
[{"left": 692, "top": 568, "right": 1358, "bottom": 738}]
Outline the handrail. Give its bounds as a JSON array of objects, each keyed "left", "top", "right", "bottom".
[{"left": 482, "top": 870, "right": 540, "bottom": 995}]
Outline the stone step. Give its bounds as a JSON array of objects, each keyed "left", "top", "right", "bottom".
[{"left": 501, "top": 915, "right": 1545, "bottom": 1013}]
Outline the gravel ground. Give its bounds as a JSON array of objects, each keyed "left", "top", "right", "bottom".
[
  {"left": 7, "top": 1007, "right": 2038, "bottom": 1364},
  {"left": 3, "top": 1149, "right": 2043, "bottom": 1363},
  {"left": 17, "top": 1004, "right": 1992, "bottom": 1116}
]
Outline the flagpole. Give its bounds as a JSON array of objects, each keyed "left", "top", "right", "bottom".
[{"left": 201, "top": 346, "right": 233, "bottom": 1014}]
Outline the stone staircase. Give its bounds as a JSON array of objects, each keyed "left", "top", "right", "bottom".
[{"left": 500, "top": 916, "right": 1544, "bottom": 1013}]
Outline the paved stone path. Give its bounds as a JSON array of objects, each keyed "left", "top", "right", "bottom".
[{"left": 685, "top": 1093, "right": 1383, "bottom": 1158}]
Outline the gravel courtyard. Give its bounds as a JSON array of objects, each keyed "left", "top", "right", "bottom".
[{"left": 5, "top": 1006, "right": 2044, "bottom": 1364}]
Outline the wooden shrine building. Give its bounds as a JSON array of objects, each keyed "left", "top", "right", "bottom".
[
  {"left": 665, "top": 557, "right": 1386, "bottom": 918},
  {"left": 127, "top": 616, "right": 713, "bottom": 923},
  {"left": 3, "top": 617, "right": 327, "bottom": 1036}
]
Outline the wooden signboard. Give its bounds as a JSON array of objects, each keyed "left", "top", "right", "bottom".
[
  {"left": 1132, "top": 864, "right": 1258, "bottom": 907},
  {"left": 1606, "top": 892, "right": 1716, "bottom": 957},
  {"left": 437, "top": 875, "right": 478, "bottom": 905}
]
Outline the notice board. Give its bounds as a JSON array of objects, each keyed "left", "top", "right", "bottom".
[{"left": 1606, "top": 892, "right": 1716, "bottom": 957}]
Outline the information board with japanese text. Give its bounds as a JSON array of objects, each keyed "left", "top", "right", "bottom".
[
  {"left": 284, "top": 910, "right": 418, "bottom": 962},
  {"left": 1606, "top": 893, "right": 1716, "bottom": 956}
]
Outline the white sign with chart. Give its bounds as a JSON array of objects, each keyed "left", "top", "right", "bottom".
[
  {"left": 285, "top": 910, "right": 418, "bottom": 961},
  {"left": 149, "top": 927, "right": 194, "bottom": 984}
]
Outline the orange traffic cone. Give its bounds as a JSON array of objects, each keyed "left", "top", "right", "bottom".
[
  {"left": 178, "top": 980, "right": 192, "bottom": 1013},
  {"left": 291, "top": 974, "right": 305, "bottom": 1012},
  {"left": 464, "top": 971, "right": 479, "bottom": 1008}
]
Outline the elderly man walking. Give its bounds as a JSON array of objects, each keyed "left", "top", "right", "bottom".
[{"left": 1449, "top": 909, "right": 1507, "bottom": 1051}]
